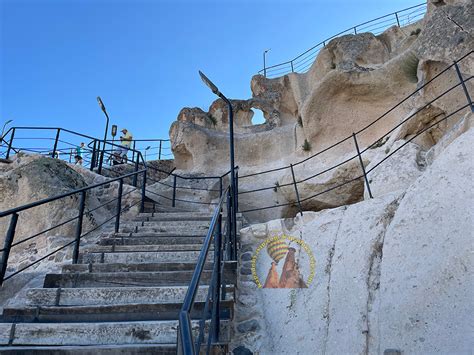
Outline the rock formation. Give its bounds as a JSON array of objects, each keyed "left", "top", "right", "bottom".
[{"left": 167, "top": 0, "right": 473, "bottom": 222}]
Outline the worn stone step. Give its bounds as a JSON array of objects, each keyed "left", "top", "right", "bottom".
[
  {"left": 3, "top": 298, "right": 234, "bottom": 323},
  {"left": 43, "top": 269, "right": 237, "bottom": 288},
  {"left": 0, "top": 320, "right": 230, "bottom": 346},
  {"left": 0, "top": 343, "right": 177, "bottom": 355},
  {"left": 134, "top": 212, "right": 242, "bottom": 222},
  {"left": 117, "top": 226, "right": 209, "bottom": 234},
  {"left": 23, "top": 286, "right": 235, "bottom": 307},
  {"left": 98, "top": 236, "right": 206, "bottom": 246},
  {"left": 61, "top": 261, "right": 237, "bottom": 274},
  {"left": 85, "top": 244, "right": 209, "bottom": 253},
  {"left": 79, "top": 250, "right": 212, "bottom": 264}
]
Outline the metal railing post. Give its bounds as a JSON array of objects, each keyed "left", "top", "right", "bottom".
[
  {"left": 354, "top": 27, "right": 357, "bottom": 34},
  {"left": 235, "top": 169, "right": 239, "bottom": 210},
  {"left": 211, "top": 211, "right": 223, "bottom": 343},
  {"left": 90, "top": 140, "right": 97, "bottom": 171},
  {"left": 131, "top": 141, "right": 136, "bottom": 163},
  {"left": 219, "top": 177, "right": 223, "bottom": 198},
  {"left": 0, "top": 213, "right": 19, "bottom": 286},
  {"left": 132, "top": 154, "right": 139, "bottom": 187},
  {"left": 395, "top": 12, "right": 401, "bottom": 27},
  {"left": 69, "top": 148, "right": 73, "bottom": 163},
  {"left": 453, "top": 61, "right": 474, "bottom": 112},
  {"left": 158, "top": 140, "right": 162, "bottom": 160},
  {"left": 6, "top": 128, "right": 15, "bottom": 160},
  {"left": 140, "top": 171, "right": 147, "bottom": 213},
  {"left": 98, "top": 141, "right": 105, "bottom": 175},
  {"left": 52, "top": 128, "right": 60, "bottom": 158},
  {"left": 353, "top": 133, "right": 373, "bottom": 199},
  {"left": 172, "top": 175, "right": 177, "bottom": 207},
  {"left": 226, "top": 190, "right": 232, "bottom": 261},
  {"left": 115, "top": 178, "right": 123, "bottom": 233},
  {"left": 290, "top": 61, "right": 294, "bottom": 73},
  {"left": 72, "top": 191, "right": 86, "bottom": 264},
  {"left": 290, "top": 164, "right": 303, "bottom": 216}
]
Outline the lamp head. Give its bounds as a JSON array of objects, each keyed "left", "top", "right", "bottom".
[
  {"left": 97, "top": 96, "right": 106, "bottom": 113},
  {"left": 199, "top": 70, "right": 221, "bottom": 97}
]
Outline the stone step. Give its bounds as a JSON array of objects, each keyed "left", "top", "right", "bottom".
[
  {"left": 2, "top": 299, "right": 234, "bottom": 323},
  {"left": 61, "top": 261, "right": 237, "bottom": 274},
  {"left": 98, "top": 236, "right": 206, "bottom": 246},
  {"left": 43, "top": 269, "right": 236, "bottom": 288},
  {"left": 24, "top": 286, "right": 235, "bottom": 307},
  {"left": 79, "top": 250, "right": 212, "bottom": 264},
  {"left": 117, "top": 225, "right": 209, "bottom": 234},
  {"left": 0, "top": 343, "right": 177, "bottom": 355},
  {"left": 85, "top": 244, "right": 209, "bottom": 253},
  {"left": 134, "top": 212, "right": 242, "bottom": 222},
  {"left": 0, "top": 320, "right": 230, "bottom": 346}
]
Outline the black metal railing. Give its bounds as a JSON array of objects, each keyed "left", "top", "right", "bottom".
[
  {"left": 0, "top": 146, "right": 147, "bottom": 285},
  {"left": 178, "top": 178, "right": 238, "bottom": 354},
  {"left": 242, "top": 50, "right": 473, "bottom": 214},
  {"left": 260, "top": 3, "right": 426, "bottom": 78}
]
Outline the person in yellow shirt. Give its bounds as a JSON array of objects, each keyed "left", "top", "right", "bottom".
[{"left": 116, "top": 128, "right": 133, "bottom": 163}]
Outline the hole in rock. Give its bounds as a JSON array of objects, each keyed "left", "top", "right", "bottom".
[{"left": 251, "top": 109, "right": 266, "bottom": 125}]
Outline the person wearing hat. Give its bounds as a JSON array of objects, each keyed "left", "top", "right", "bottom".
[{"left": 117, "top": 128, "right": 133, "bottom": 163}]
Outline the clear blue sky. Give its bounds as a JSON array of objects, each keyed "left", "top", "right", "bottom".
[{"left": 1, "top": 0, "right": 421, "bottom": 147}]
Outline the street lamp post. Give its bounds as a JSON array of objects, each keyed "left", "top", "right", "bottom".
[
  {"left": 263, "top": 49, "right": 270, "bottom": 78},
  {"left": 97, "top": 96, "right": 110, "bottom": 174},
  {"left": 198, "top": 70, "right": 237, "bottom": 255},
  {"left": 145, "top": 146, "right": 151, "bottom": 161}
]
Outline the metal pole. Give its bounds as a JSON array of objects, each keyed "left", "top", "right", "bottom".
[
  {"left": 90, "top": 140, "right": 97, "bottom": 171},
  {"left": 140, "top": 171, "right": 147, "bottom": 213},
  {"left": 52, "top": 128, "right": 60, "bottom": 158},
  {"left": 354, "top": 27, "right": 357, "bottom": 34},
  {"left": 131, "top": 141, "right": 136, "bottom": 163},
  {"left": 172, "top": 175, "right": 177, "bottom": 207},
  {"left": 453, "top": 61, "right": 474, "bottom": 112},
  {"left": 290, "top": 164, "right": 303, "bottom": 216},
  {"left": 353, "top": 133, "right": 373, "bottom": 199},
  {"left": 211, "top": 211, "right": 223, "bottom": 343},
  {"left": 290, "top": 61, "right": 294, "bottom": 73},
  {"left": 69, "top": 148, "right": 73, "bottom": 163},
  {"left": 115, "top": 178, "right": 123, "bottom": 233},
  {"left": 219, "top": 177, "right": 223, "bottom": 198},
  {"left": 132, "top": 153, "right": 139, "bottom": 187},
  {"left": 263, "top": 51, "right": 266, "bottom": 78},
  {"left": 0, "top": 213, "right": 18, "bottom": 286},
  {"left": 72, "top": 191, "right": 86, "bottom": 264},
  {"left": 6, "top": 128, "right": 15, "bottom": 160},
  {"left": 226, "top": 190, "right": 232, "bottom": 261},
  {"left": 158, "top": 140, "right": 162, "bottom": 160},
  {"left": 395, "top": 12, "right": 401, "bottom": 27}
]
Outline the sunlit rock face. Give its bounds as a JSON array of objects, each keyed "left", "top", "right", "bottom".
[{"left": 169, "top": 0, "right": 473, "bottom": 221}]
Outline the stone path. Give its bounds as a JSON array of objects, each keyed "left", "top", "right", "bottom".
[{"left": 0, "top": 202, "right": 236, "bottom": 354}]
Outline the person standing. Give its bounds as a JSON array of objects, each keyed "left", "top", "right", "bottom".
[
  {"left": 118, "top": 128, "right": 133, "bottom": 163},
  {"left": 74, "top": 142, "right": 85, "bottom": 165}
]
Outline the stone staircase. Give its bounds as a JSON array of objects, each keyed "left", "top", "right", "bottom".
[{"left": 0, "top": 202, "right": 237, "bottom": 354}]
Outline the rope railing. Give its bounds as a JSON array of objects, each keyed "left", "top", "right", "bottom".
[{"left": 260, "top": 3, "right": 426, "bottom": 78}]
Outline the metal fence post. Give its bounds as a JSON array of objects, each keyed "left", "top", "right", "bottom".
[
  {"left": 158, "top": 140, "right": 162, "bottom": 160},
  {"left": 219, "top": 177, "right": 223, "bottom": 198},
  {"left": 69, "top": 148, "right": 73, "bottom": 163},
  {"left": 98, "top": 141, "right": 104, "bottom": 175},
  {"left": 353, "top": 133, "right": 373, "bottom": 199},
  {"left": 6, "top": 128, "right": 15, "bottom": 160},
  {"left": 395, "top": 12, "right": 401, "bottom": 27},
  {"left": 131, "top": 141, "right": 136, "bottom": 163},
  {"left": 290, "top": 61, "right": 294, "bottom": 73},
  {"left": 172, "top": 175, "right": 177, "bottom": 207},
  {"left": 115, "top": 178, "right": 123, "bottom": 233},
  {"left": 290, "top": 164, "right": 303, "bottom": 216},
  {"left": 52, "top": 128, "right": 60, "bottom": 158},
  {"left": 211, "top": 211, "right": 223, "bottom": 343},
  {"left": 132, "top": 154, "right": 139, "bottom": 187},
  {"left": 354, "top": 27, "right": 357, "bottom": 34},
  {"left": 90, "top": 140, "right": 97, "bottom": 171},
  {"left": 0, "top": 213, "right": 19, "bottom": 286},
  {"left": 72, "top": 191, "right": 86, "bottom": 264},
  {"left": 226, "top": 190, "right": 232, "bottom": 261},
  {"left": 235, "top": 169, "right": 239, "bottom": 210},
  {"left": 453, "top": 61, "right": 474, "bottom": 112},
  {"left": 140, "top": 171, "right": 147, "bottom": 213}
]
